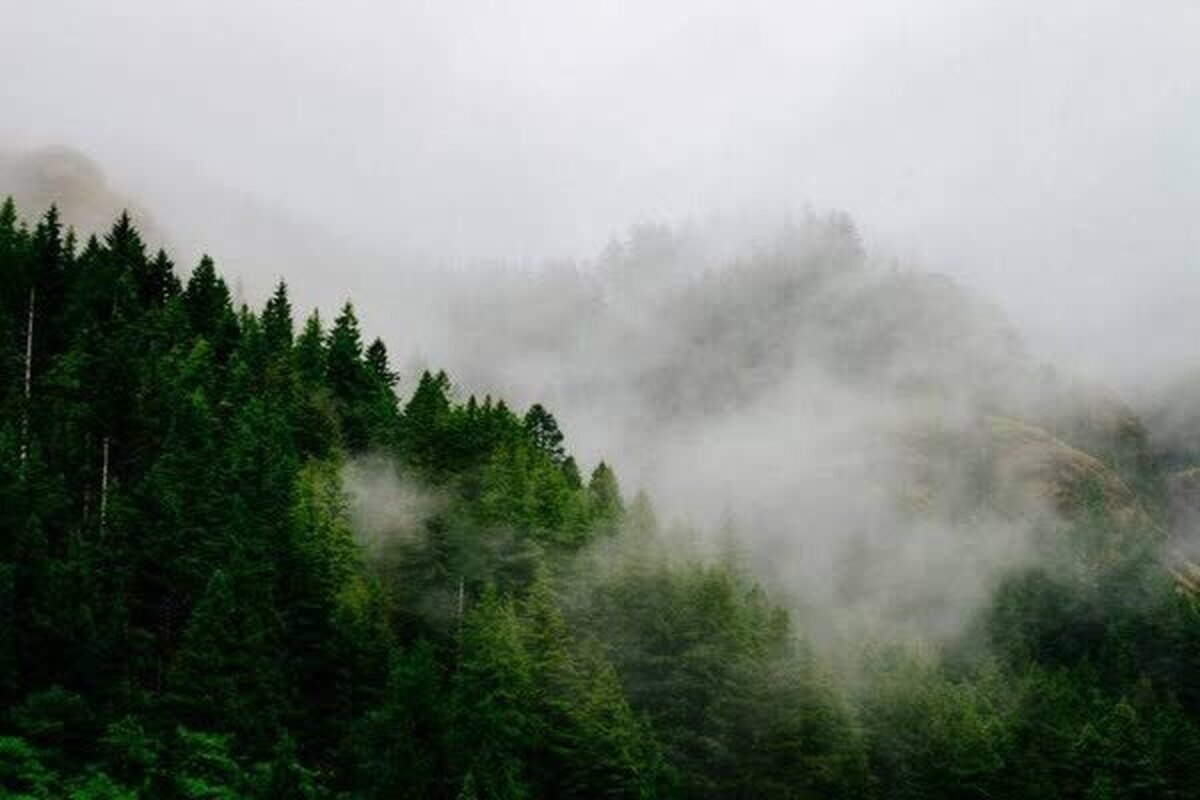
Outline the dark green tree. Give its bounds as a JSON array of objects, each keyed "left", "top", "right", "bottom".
[{"left": 523, "top": 404, "right": 566, "bottom": 465}]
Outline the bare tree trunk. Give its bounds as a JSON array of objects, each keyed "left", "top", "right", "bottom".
[
  {"left": 456, "top": 574, "right": 466, "bottom": 667},
  {"left": 99, "top": 436, "right": 110, "bottom": 536},
  {"left": 19, "top": 287, "right": 34, "bottom": 465}
]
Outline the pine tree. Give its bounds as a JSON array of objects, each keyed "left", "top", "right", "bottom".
[
  {"left": 452, "top": 589, "right": 534, "bottom": 800},
  {"left": 261, "top": 280, "right": 294, "bottom": 355},
  {"left": 167, "top": 570, "right": 282, "bottom": 748},
  {"left": 105, "top": 212, "right": 152, "bottom": 310},
  {"left": 523, "top": 404, "right": 566, "bottom": 465},
  {"left": 294, "top": 310, "right": 326, "bottom": 387},
  {"left": 361, "top": 337, "right": 400, "bottom": 450},
  {"left": 351, "top": 641, "right": 445, "bottom": 799},
  {"left": 183, "top": 255, "right": 238, "bottom": 359},
  {"left": 588, "top": 461, "right": 624, "bottom": 530},
  {"left": 183, "top": 255, "right": 230, "bottom": 339},
  {"left": 137, "top": 249, "right": 182, "bottom": 307},
  {"left": 480, "top": 440, "right": 534, "bottom": 532},
  {"left": 326, "top": 302, "right": 366, "bottom": 400},
  {"left": 365, "top": 338, "right": 397, "bottom": 388},
  {"left": 323, "top": 302, "right": 374, "bottom": 451},
  {"left": 569, "top": 649, "right": 665, "bottom": 799},
  {"left": 292, "top": 311, "right": 341, "bottom": 458},
  {"left": 561, "top": 456, "right": 582, "bottom": 490},
  {"left": 2, "top": 201, "right": 1197, "bottom": 800},
  {"left": 401, "top": 371, "right": 453, "bottom": 473}
]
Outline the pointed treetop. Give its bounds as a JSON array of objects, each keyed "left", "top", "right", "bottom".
[
  {"left": 626, "top": 489, "right": 659, "bottom": 540},
  {"left": 33, "top": 204, "right": 63, "bottom": 249},
  {"left": 105, "top": 209, "right": 148, "bottom": 274},
  {"left": 0, "top": 197, "right": 17, "bottom": 250},
  {"left": 0, "top": 196, "right": 15, "bottom": 227},
  {"left": 184, "top": 254, "right": 232, "bottom": 337},
  {"left": 262, "top": 279, "right": 294, "bottom": 353},
  {"left": 589, "top": 461, "right": 624, "bottom": 521},
  {"left": 328, "top": 302, "right": 362, "bottom": 349},
  {"left": 561, "top": 456, "right": 582, "bottom": 490},
  {"left": 138, "top": 247, "right": 181, "bottom": 306},
  {"left": 326, "top": 302, "right": 367, "bottom": 399},
  {"left": 295, "top": 309, "right": 327, "bottom": 385},
  {"left": 523, "top": 403, "right": 566, "bottom": 465},
  {"left": 365, "top": 337, "right": 398, "bottom": 388}
]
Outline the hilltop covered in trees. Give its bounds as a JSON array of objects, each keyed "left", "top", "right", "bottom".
[{"left": 3, "top": 200, "right": 1200, "bottom": 798}]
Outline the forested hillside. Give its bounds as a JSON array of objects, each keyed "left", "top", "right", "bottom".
[{"left": 3, "top": 199, "right": 1200, "bottom": 799}]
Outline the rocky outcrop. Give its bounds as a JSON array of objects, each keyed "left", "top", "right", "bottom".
[
  {"left": 1167, "top": 467, "right": 1200, "bottom": 559},
  {"left": 983, "top": 416, "right": 1156, "bottom": 533}
]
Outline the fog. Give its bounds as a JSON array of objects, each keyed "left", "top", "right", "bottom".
[
  {"left": 3, "top": 0, "right": 1198, "bottom": 634},
  {"left": 3, "top": 0, "right": 1197, "bottom": 376}
]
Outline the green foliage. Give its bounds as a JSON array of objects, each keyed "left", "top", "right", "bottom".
[
  {"left": 452, "top": 589, "right": 534, "bottom": 799},
  {"left": 349, "top": 641, "right": 444, "bottom": 798},
  {"left": 588, "top": 461, "right": 624, "bottom": 531},
  {"left": 0, "top": 735, "right": 58, "bottom": 798},
  {"left": 260, "top": 281, "right": 293, "bottom": 355},
  {"left": 523, "top": 404, "right": 566, "bottom": 465},
  {"left": 581, "top": 550, "right": 868, "bottom": 799},
  {"left": 2, "top": 199, "right": 1199, "bottom": 798}
]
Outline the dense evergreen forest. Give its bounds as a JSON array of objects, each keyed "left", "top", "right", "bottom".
[{"left": 2, "top": 198, "right": 1200, "bottom": 799}]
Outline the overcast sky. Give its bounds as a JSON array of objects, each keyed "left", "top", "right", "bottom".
[{"left": 2, "top": 0, "right": 1198, "bottom": 386}]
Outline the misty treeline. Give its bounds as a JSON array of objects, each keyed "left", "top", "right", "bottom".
[{"left": 1, "top": 198, "right": 1200, "bottom": 799}]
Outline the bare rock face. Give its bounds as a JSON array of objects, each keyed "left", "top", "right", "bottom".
[
  {"left": 895, "top": 415, "right": 1155, "bottom": 532},
  {"left": 1168, "top": 468, "right": 1200, "bottom": 599},
  {"left": 0, "top": 145, "right": 163, "bottom": 244},
  {"left": 1167, "top": 467, "right": 1200, "bottom": 557},
  {"left": 983, "top": 416, "right": 1155, "bottom": 533}
]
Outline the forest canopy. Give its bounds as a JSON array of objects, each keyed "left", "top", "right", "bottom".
[{"left": 2, "top": 199, "right": 1200, "bottom": 799}]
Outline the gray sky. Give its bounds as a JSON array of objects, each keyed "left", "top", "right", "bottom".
[{"left": 2, "top": 0, "right": 1198, "bottom": 384}]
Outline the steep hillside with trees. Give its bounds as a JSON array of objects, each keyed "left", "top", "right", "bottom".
[{"left": 3, "top": 200, "right": 1200, "bottom": 798}]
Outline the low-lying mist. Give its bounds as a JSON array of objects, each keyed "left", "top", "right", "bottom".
[{"left": 320, "top": 207, "right": 1166, "bottom": 644}]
